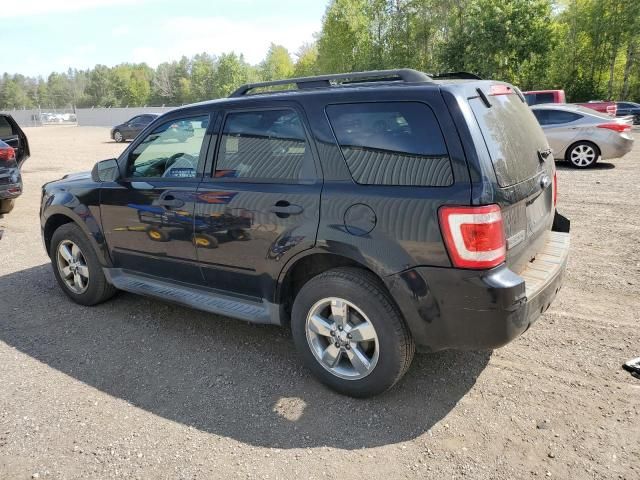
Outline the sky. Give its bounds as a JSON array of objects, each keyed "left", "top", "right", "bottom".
[{"left": 0, "top": 0, "right": 329, "bottom": 77}]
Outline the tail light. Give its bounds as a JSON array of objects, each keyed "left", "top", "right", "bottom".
[
  {"left": 597, "top": 122, "right": 631, "bottom": 132},
  {"left": 438, "top": 204, "right": 506, "bottom": 269},
  {"left": 0, "top": 145, "right": 15, "bottom": 163},
  {"left": 553, "top": 171, "right": 558, "bottom": 207},
  {"left": 490, "top": 85, "right": 514, "bottom": 96},
  {"left": 606, "top": 105, "right": 617, "bottom": 117}
]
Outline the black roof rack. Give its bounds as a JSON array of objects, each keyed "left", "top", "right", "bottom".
[
  {"left": 429, "top": 71, "right": 482, "bottom": 80},
  {"left": 229, "top": 69, "right": 432, "bottom": 97}
]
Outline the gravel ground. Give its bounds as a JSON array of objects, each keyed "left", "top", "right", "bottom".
[{"left": 0, "top": 126, "right": 639, "bottom": 479}]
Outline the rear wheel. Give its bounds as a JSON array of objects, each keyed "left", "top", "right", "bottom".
[
  {"left": 50, "top": 223, "right": 116, "bottom": 305},
  {"left": 291, "top": 267, "right": 414, "bottom": 397},
  {"left": 567, "top": 141, "right": 599, "bottom": 168},
  {"left": 113, "top": 130, "right": 124, "bottom": 143}
]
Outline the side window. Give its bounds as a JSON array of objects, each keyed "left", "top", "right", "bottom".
[
  {"left": 546, "top": 110, "right": 582, "bottom": 125},
  {"left": 532, "top": 110, "right": 549, "bottom": 125},
  {"left": 215, "top": 109, "right": 311, "bottom": 181},
  {"left": 325, "top": 102, "right": 453, "bottom": 186},
  {"left": 127, "top": 114, "right": 209, "bottom": 178}
]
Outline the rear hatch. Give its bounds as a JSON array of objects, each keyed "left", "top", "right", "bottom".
[{"left": 468, "top": 83, "right": 555, "bottom": 273}]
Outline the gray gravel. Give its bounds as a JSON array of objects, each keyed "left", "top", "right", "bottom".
[{"left": 0, "top": 126, "right": 639, "bottom": 479}]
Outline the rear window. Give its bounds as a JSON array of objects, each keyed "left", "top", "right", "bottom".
[
  {"left": 325, "top": 102, "right": 453, "bottom": 186},
  {"left": 525, "top": 92, "right": 555, "bottom": 106},
  {"left": 0, "top": 116, "right": 13, "bottom": 137},
  {"left": 470, "top": 92, "right": 548, "bottom": 187}
]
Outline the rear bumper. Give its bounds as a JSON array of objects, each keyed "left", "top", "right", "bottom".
[
  {"left": 0, "top": 181, "right": 22, "bottom": 199},
  {"left": 386, "top": 213, "right": 570, "bottom": 352},
  {"left": 601, "top": 134, "right": 634, "bottom": 159}
]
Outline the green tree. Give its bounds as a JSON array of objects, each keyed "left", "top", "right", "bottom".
[
  {"left": 316, "top": 0, "right": 373, "bottom": 72},
  {"left": 440, "top": 0, "right": 555, "bottom": 88},
  {"left": 260, "top": 43, "right": 295, "bottom": 80},
  {"left": 294, "top": 43, "right": 320, "bottom": 77}
]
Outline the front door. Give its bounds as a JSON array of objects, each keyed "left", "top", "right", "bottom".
[
  {"left": 194, "top": 106, "right": 321, "bottom": 299},
  {"left": 100, "top": 113, "right": 211, "bottom": 284}
]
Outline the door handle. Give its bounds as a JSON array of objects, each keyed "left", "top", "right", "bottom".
[
  {"left": 270, "top": 201, "right": 303, "bottom": 216},
  {"left": 157, "top": 196, "right": 185, "bottom": 208}
]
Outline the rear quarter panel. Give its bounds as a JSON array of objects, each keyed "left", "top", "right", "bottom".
[{"left": 300, "top": 86, "right": 471, "bottom": 275}]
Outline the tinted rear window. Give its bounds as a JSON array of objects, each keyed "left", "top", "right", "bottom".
[
  {"left": 470, "top": 93, "right": 548, "bottom": 187},
  {"left": 0, "top": 116, "right": 13, "bottom": 137},
  {"left": 326, "top": 102, "right": 453, "bottom": 186}
]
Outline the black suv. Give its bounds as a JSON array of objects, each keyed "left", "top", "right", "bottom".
[{"left": 40, "top": 70, "right": 570, "bottom": 397}]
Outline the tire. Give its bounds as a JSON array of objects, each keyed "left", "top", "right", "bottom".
[
  {"left": 566, "top": 141, "right": 599, "bottom": 168},
  {"left": 50, "top": 223, "right": 116, "bottom": 306},
  {"left": 145, "top": 226, "right": 169, "bottom": 242},
  {"left": 113, "top": 130, "right": 124, "bottom": 143},
  {"left": 291, "top": 267, "right": 415, "bottom": 398},
  {"left": 0, "top": 198, "right": 15, "bottom": 215},
  {"left": 227, "top": 229, "right": 251, "bottom": 241},
  {"left": 192, "top": 233, "right": 219, "bottom": 248}
]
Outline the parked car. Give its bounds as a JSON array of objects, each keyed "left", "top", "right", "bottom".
[
  {"left": 110, "top": 114, "right": 160, "bottom": 142},
  {"left": 575, "top": 100, "right": 617, "bottom": 117},
  {"left": 531, "top": 104, "right": 633, "bottom": 168},
  {"left": 615, "top": 101, "right": 640, "bottom": 124},
  {"left": 523, "top": 89, "right": 566, "bottom": 105},
  {"left": 41, "top": 69, "right": 570, "bottom": 397},
  {"left": 0, "top": 114, "right": 30, "bottom": 215}
]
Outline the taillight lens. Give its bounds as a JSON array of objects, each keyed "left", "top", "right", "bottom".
[
  {"left": 438, "top": 204, "right": 506, "bottom": 270},
  {"left": 0, "top": 146, "right": 15, "bottom": 163},
  {"left": 597, "top": 122, "right": 631, "bottom": 132},
  {"left": 553, "top": 171, "right": 558, "bottom": 207}
]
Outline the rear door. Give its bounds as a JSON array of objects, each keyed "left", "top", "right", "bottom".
[
  {"left": 194, "top": 104, "right": 321, "bottom": 300},
  {"left": 532, "top": 109, "right": 582, "bottom": 156},
  {"left": 0, "top": 114, "right": 29, "bottom": 166},
  {"left": 469, "top": 86, "right": 556, "bottom": 273}
]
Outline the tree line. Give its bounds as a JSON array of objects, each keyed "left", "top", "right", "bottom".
[{"left": 2, "top": 0, "right": 639, "bottom": 110}]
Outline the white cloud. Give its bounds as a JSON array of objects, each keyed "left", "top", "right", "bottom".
[
  {"left": 130, "top": 15, "right": 321, "bottom": 66},
  {"left": 0, "top": 0, "right": 146, "bottom": 18}
]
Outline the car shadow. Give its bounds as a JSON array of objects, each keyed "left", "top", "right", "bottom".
[
  {"left": 555, "top": 161, "right": 616, "bottom": 170},
  {"left": 0, "top": 264, "right": 490, "bottom": 449}
]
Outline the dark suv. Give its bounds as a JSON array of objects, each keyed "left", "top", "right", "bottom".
[{"left": 40, "top": 70, "right": 570, "bottom": 397}]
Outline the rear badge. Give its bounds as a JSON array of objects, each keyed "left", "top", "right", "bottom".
[{"left": 507, "top": 230, "right": 525, "bottom": 249}]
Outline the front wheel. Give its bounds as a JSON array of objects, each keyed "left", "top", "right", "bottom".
[
  {"left": 50, "top": 223, "right": 116, "bottom": 305},
  {"left": 291, "top": 267, "right": 415, "bottom": 397},
  {"left": 567, "top": 141, "right": 599, "bottom": 168}
]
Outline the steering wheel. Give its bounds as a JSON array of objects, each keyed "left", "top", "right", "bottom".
[{"left": 162, "top": 152, "right": 197, "bottom": 177}]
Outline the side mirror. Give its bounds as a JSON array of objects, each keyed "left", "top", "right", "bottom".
[{"left": 91, "top": 158, "right": 120, "bottom": 182}]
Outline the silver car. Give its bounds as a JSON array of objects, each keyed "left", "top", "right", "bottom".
[{"left": 531, "top": 104, "right": 634, "bottom": 168}]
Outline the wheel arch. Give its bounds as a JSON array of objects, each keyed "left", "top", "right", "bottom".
[
  {"left": 276, "top": 249, "right": 396, "bottom": 326},
  {"left": 564, "top": 139, "right": 601, "bottom": 161},
  {"left": 43, "top": 208, "right": 112, "bottom": 266}
]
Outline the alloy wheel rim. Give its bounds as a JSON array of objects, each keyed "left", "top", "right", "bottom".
[
  {"left": 114, "top": 131, "right": 122, "bottom": 142},
  {"left": 305, "top": 297, "right": 379, "bottom": 380},
  {"left": 56, "top": 240, "right": 89, "bottom": 294},
  {"left": 570, "top": 144, "right": 596, "bottom": 167}
]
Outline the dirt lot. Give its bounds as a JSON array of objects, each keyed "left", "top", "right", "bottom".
[{"left": 0, "top": 126, "right": 638, "bottom": 479}]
